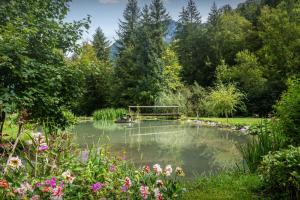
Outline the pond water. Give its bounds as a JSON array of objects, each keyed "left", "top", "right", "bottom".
[{"left": 73, "top": 120, "right": 247, "bottom": 177}]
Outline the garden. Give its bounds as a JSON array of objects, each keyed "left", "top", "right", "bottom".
[{"left": 1, "top": 0, "right": 300, "bottom": 199}]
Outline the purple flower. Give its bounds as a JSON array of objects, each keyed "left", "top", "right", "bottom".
[
  {"left": 121, "top": 185, "right": 128, "bottom": 192},
  {"left": 45, "top": 177, "right": 56, "bottom": 188},
  {"left": 109, "top": 165, "right": 116, "bottom": 172},
  {"left": 35, "top": 182, "right": 42, "bottom": 188},
  {"left": 38, "top": 143, "right": 49, "bottom": 152},
  {"left": 91, "top": 182, "right": 103, "bottom": 192}
]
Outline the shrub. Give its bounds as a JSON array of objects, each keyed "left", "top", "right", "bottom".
[
  {"left": 275, "top": 78, "right": 300, "bottom": 144},
  {"left": 205, "top": 83, "right": 245, "bottom": 119},
  {"left": 259, "top": 146, "right": 300, "bottom": 199},
  {"left": 239, "top": 120, "right": 286, "bottom": 172},
  {"left": 93, "top": 108, "right": 128, "bottom": 121}
]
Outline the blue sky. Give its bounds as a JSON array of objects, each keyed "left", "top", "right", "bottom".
[{"left": 65, "top": 0, "right": 246, "bottom": 42}]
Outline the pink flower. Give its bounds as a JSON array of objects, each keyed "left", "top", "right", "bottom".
[
  {"left": 143, "top": 165, "right": 150, "bottom": 173},
  {"left": 51, "top": 186, "right": 63, "bottom": 199},
  {"left": 45, "top": 177, "right": 56, "bottom": 188},
  {"left": 140, "top": 185, "right": 149, "bottom": 199},
  {"left": 30, "top": 195, "right": 40, "bottom": 200},
  {"left": 91, "top": 182, "right": 103, "bottom": 192},
  {"left": 154, "top": 188, "right": 163, "bottom": 200},
  {"left": 35, "top": 182, "right": 42, "bottom": 188},
  {"left": 124, "top": 177, "right": 132, "bottom": 189}
]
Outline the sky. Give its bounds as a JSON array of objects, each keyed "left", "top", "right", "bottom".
[{"left": 65, "top": 0, "right": 246, "bottom": 43}]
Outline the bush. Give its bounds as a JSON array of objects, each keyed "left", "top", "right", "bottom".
[
  {"left": 93, "top": 108, "right": 128, "bottom": 121},
  {"left": 275, "top": 78, "right": 300, "bottom": 144},
  {"left": 239, "top": 121, "right": 286, "bottom": 172},
  {"left": 205, "top": 83, "right": 245, "bottom": 119},
  {"left": 259, "top": 146, "right": 300, "bottom": 199}
]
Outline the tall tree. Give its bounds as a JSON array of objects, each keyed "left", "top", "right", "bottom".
[
  {"left": 131, "top": 4, "right": 166, "bottom": 105},
  {"left": 73, "top": 43, "right": 113, "bottom": 115},
  {"left": 114, "top": 0, "right": 140, "bottom": 106},
  {"left": 176, "top": 0, "right": 211, "bottom": 86},
  {"left": 92, "top": 27, "right": 110, "bottom": 62},
  {"left": 149, "top": 0, "right": 170, "bottom": 56},
  {"left": 258, "top": 0, "right": 300, "bottom": 108},
  {"left": 179, "top": 0, "right": 201, "bottom": 24},
  {"left": 207, "top": 2, "right": 220, "bottom": 27},
  {"left": 116, "top": 0, "right": 140, "bottom": 49}
]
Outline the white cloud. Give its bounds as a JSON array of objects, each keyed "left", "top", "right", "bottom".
[{"left": 98, "top": 0, "right": 123, "bottom": 4}]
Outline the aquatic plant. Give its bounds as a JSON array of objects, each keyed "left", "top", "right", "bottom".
[{"left": 93, "top": 108, "right": 128, "bottom": 121}]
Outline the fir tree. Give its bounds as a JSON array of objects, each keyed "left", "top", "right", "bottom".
[
  {"left": 149, "top": 0, "right": 170, "bottom": 56},
  {"left": 114, "top": 0, "right": 140, "bottom": 106},
  {"left": 92, "top": 27, "right": 110, "bottom": 62},
  {"left": 207, "top": 2, "right": 220, "bottom": 27},
  {"left": 117, "top": 0, "right": 140, "bottom": 49},
  {"left": 185, "top": 0, "right": 201, "bottom": 24}
]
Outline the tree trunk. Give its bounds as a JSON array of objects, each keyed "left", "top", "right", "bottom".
[{"left": 0, "top": 111, "right": 5, "bottom": 142}]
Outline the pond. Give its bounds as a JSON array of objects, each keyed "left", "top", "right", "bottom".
[{"left": 73, "top": 120, "right": 247, "bottom": 178}]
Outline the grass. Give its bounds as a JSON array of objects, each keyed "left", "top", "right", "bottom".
[
  {"left": 196, "top": 117, "right": 263, "bottom": 126},
  {"left": 184, "top": 172, "right": 265, "bottom": 200}
]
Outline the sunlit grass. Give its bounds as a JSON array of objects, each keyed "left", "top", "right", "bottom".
[{"left": 184, "top": 172, "right": 264, "bottom": 200}]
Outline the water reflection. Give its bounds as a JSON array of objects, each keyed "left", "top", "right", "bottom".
[{"left": 74, "top": 120, "right": 247, "bottom": 177}]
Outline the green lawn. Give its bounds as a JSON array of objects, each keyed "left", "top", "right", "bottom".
[
  {"left": 184, "top": 172, "right": 265, "bottom": 200},
  {"left": 196, "top": 117, "right": 264, "bottom": 126}
]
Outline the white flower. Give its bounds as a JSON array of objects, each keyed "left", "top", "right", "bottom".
[
  {"left": 32, "top": 132, "right": 45, "bottom": 144},
  {"left": 153, "top": 164, "right": 162, "bottom": 175},
  {"left": 164, "top": 165, "right": 172, "bottom": 176},
  {"left": 8, "top": 156, "right": 22, "bottom": 170},
  {"left": 175, "top": 167, "right": 185, "bottom": 176},
  {"left": 62, "top": 170, "right": 75, "bottom": 184}
]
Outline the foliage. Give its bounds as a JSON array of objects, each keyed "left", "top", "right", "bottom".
[
  {"left": 72, "top": 43, "right": 113, "bottom": 115},
  {"left": 161, "top": 46, "right": 183, "bottom": 91},
  {"left": 0, "top": 0, "right": 89, "bottom": 129},
  {"left": 156, "top": 89, "right": 190, "bottom": 116},
  {"left": 93, "top": 108, "right": 128, "bottom": 121},
  {"left": 259, "top": 146, "right": 300, "bottom": 199},
  {"left": 183, "top": 171, "right": 262, "bottom": 200},
  {"left": 214, "top": 12, "right": 253, "bottom": 65},
  {"left": 258, "top": 0, "right": 300, "bottom": 108},
  {"left": 274, "top": 78, "right": 300, "bottom": 144},
  {"left": 239, "top": 121, "right": 287, "bottom": 172},
  {"left": 205, "top": 84, "right": 245, "bottom": 118}
]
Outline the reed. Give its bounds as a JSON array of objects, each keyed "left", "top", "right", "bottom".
[{"left": 93, "top": 108, "right": 128, "bottom": 121}]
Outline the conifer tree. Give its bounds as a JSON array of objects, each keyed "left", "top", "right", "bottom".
[
  {"left": 207, "top": 2, "right": 220, "bottom": 27},
  {"left": 92, "top": 27, "right": 110, "bottom": 62},
  {"left": 149, "top": 0, "right": 170, "bottom": 56},
  {"left": 117, "top": 0, "right": 140, "bottom": 49},
  {"left": 114, "top": 0, "right": 140, "bottom": 106}
]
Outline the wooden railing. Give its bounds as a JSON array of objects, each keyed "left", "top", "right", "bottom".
[{"left": 128, "top": 106, "right": 180, "bottom": 117}]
